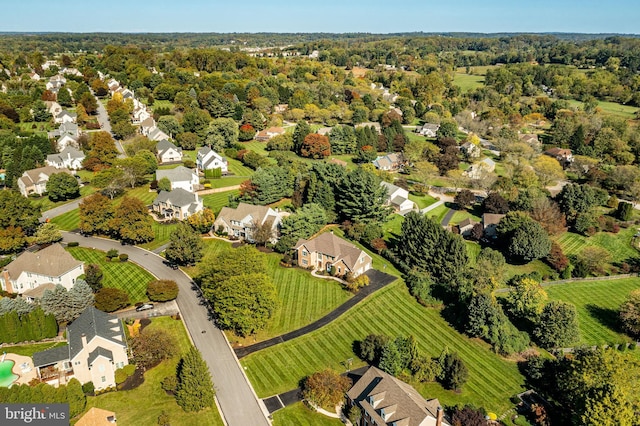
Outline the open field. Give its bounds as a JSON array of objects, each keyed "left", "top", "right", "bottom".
[
  {"left": 566, "top": 99, "right": 638, "bottom": 120},
  {"left": 453, "top": 73, "right": 485, "bottom": 92},
  {"left": 201, "top": 189, "right": 239, "bottom": 214},
  {"left": 545, "top": 277, "right": 640, "bottom": 346},
  {"left": 241, "top": 281, "right": 525, "bottom": 413},
  {"left": 273, "top": 402, "right": 343, "bottom": 426},
  {"left": 67, "top": 247, "right": 155, "bottom": 303},
  {"left": 555, "top": 227, "right": 639, "bottom": 264},
  {"left": 82, "top": 317, "right": 224, "bottom": 426}
]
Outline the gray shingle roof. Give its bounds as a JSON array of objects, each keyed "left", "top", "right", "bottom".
[
  {"left": 68, "top": 307, "right": 126, "bottom": 360},
  {"left": 156, "top": 139, "right": 181, "bottom": 157},
  {"left": 153, "top": 188, "right": 200, "bottom": 208},
  {"left": 294, "top": 232, "right": 367, "bottom": 271},
  {"left": 87, "top": 347, "right": 114, "bottom": 365},
  {"left": 5, "top": 243, "right": 83, "bottom": 279},
  {"left": 156, "top": 166, "right": 196, "bottom": 184},
  {"left": 33, "top": 345, "right": 70, "bottom": 367}
]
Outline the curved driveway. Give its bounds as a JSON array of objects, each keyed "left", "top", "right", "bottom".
[{"left": 62, "top": 232, "right": 270, "bottom": 426}]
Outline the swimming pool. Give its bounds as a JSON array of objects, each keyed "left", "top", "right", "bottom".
[{"left": 0, "top": 360, "right": 19, "bottom": 387}]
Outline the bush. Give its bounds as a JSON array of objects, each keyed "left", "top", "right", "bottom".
[
  {"left": 344, "top": 274, "right": 370, "bottom": 293},
  {"left": 82, "top": 382, "right": 95, "bottom": 395},
  {"left": 183, "top": 159, "right": 195, "bottom": 169},
  {"left": 106, "top": 249, "right": 119, "bottom": 260},
  {"left": 67, "top": 241, "right": 79, "bottom": 247},
  {"left": 95, "top": 288, "right": 130, "bottom": 312},
  {"left": 161, "top": 375, "right": 178, "bottom": 393},
  {"left": 115, "top": 368, "right": 128, "bottom": 385},
  {"left": 119, "top": 253, "right": 128, "bottom": 262},
  {"left": 147, "top": 280, "right": 179, "bottom": 302}
]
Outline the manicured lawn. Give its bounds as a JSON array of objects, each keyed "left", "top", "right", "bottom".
[
  {"left": 139, "top": 222, "right": 179, "bottom": 251},
  {"left": 226, "top": 158, "right": 254, "bottom": 177},
  {"left": 555, "top": 227, "right": 639, "bottom": 264},
  {"left": 32, "top": 186, "right": 96, "bottom": 212},
  {"left": 201, "top": 190, "right": 239, "bottom": 214},
  {"left": 545, "top": 277, "right": 640, "bottom": 346},
  {"left": 451, "top": 208, "right": 482, "bottom": 225},
  {"left": 51, "top": 209, "right": 80, "bottom": 231},
  {"left": 151, "top": 100, "right": 175, "bottom": 112},
  {"left": 273, "top": 402, "right": 343, "bottom": 426},
  {"left": 466, "top": 241, "right": 482, "bottom": 265},
  {"left": 425, "top": 204, "right": 450, "bottom": 223},
  {"left": 241, "top": 281, "right": 525, "bottom": 413},
  {"left": 408, "top": 193, "right": 437, "bottom": 209},
  {"left": 67, "top": 247, "right": 155, "bottom": 303},
  {"left": 187, "top": 239, "right": 352, "bottom": 346},
  {"left": 504, "top": 260, "right": 553, "bottom": 281},
  {"left": 453, "top": 73, "right": 485, "bottom": 92},
  {"left": 81, "top": 317, "right": 224, "bottom": 426},
  {"left": 239, "top": 141, "right": 269, "bottom": 156},
  {"left": 123, "top": 186, "right": 157, "bottom": 205},
  {"left": 205, "top": 176, "right": 247, "bottom": 189},
  {"left": 383, "top": 214, "right": 404, "bottom": 240},
  {"left": 4, "top": 342, "right": 66, "bottom": 358}
]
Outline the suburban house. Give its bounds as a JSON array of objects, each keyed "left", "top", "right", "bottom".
[
  {"left": 544, "top": 147, "right": 574, "bottom": 167},
  {"left": 152, "top": 188, "right": 204, "bottom": 221},
  {"left": 17, "top": 166, "right": 74, "bottom": 197},
  {"left": 45, "top": 101, "right": 63, "bottom": 117},
  {"left": 132, "top": 106, "right": 151, "bottom": 125},
  {"left": 330, "top": 158, "right": 348, "bottom": 168},
  {"left": 317, "top": 127, "right": 333, "bottom": 136},
  {"left": 76, "top": 408, "right": 117, "bottom": 426},
  {"left": 54, "top": 110, "right": 77, "bottom": 124},
  {"left": 255, "top": 126, "right": 285, "bottom": 141},
  {"left": 42, "top": 60, "right": 59, "bottom": 70},
  {"left": 346, "top": 366, "right": 450, "bottom": 426},
  {"left": 196, "top": 147, "right": 228, "bottom": 174},
  {"left": 46, "top": 147, "right": 85, "bottom": 170},
  {"left": 32, "top": 307, "right": 129, "bottom": 391},
  {"left": 139, "top": 117, "right": 156, "bottom": 136},
  {"left": 0, "top": 243, "right": 84, "bottom": 296},
  {"left": 29, "top": 72, "right": 41, "bottom": 81},
  {"left": 456, "top": 218, "right": 477, "bottom": 237},
  {"left": 156, "top": 139, "right": 183, "bottom": 164},
  {"left": 464, "top": 157, "right": 496, "bottom": 179},
  {"left": 48, "top": 122, "right": 81, "bottom": 151},
  {"left": 483, "top": 213, "right": 506, "bottom": 238},
  {"left": 214, "top": 202, "right": 285, "bottom": 243},
  {"left": 373, "top": 153, "right": 405, "bottom": 171},
  {"left": 274, "top": 104, "right": 288, "bottom": 114},
  {"left": 519, "top": 133, "right": 542, "bottom": 150},
  {"left": 148, "top": 126, "right": 170, "bottom": 142},
  {"left": 460, "top": 142, "right": 481, "bottom": 159},
  {"left": 155, "top": 166, "right": 200, "bottom": 192},
  {"left": 107, "top": 78, "right": 120, "bottom": 93},
  {"left": 294, "top": 232, "right": 372, "bottom": 278},
  {"left": 417, "top": 123, "right": 440, "bottom": 137},
  {"left": 380, "top": 181, "right": 415, "bottom": 214}
]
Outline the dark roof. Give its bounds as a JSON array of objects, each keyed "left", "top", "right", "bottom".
[
  {"left": 33, "top": 345, "right": 70, "bottom": 367},
  {"left": 153, "top": 188, "right": 200, "bottom": 208},
  {"left": 68, "top": 307, "right": 126, "bottom": 360},
  {"left": 88, "top": 347, "right": 114, "bottom": 365}
]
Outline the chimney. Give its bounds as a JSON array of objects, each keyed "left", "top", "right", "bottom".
[
  {"left": 436, "top": 406, "right": 443, "bottom": 426},
  {"left": 81, "top": 333, "right": 87, "bottom": 348}
]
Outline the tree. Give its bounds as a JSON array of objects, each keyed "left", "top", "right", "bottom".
[
  {"left": 620, "top": 289, "right": 640, "bottom": 338},
  {"left": 454, "top": 189, "right": 475, "bottom": 209},
  {"left": 206, "top": 117, "right": 238, "bottom": 152},
  {"left": 78, "top": 92, "right": 98, "bottom": 115},
  {"left": 573, "top": 246, "right": 612, "bottom": 277},
  {"left": 355, "top": 145, "right": 377, "bottom": 163},
  {"left": 79, "top": 193, "right": 115, "bottom": 235},
  {"left": 112, "top": 121, "right": 136, "bottom": 140},
  {"left": 0, "top": 226, "right": 27, "bottom": 254},
  {"left": 131, "top": 327, "right": 177, "bottom": 369},
  {"left": 41, "top": 281, "right": 94, "bottom": 324},
  {"left": 186, "top": 208, "right": 216, "bottom": 234},
  {"left": 0, "top": 190, "right": 40, "bottom": 235},
  {"left": 94, "top": 288, "right": 129, "bottom": 313},
  {"left": 147, "top": 280, "right": 179, "bottom": 302},
  {"left": 507, "top": 277, "right": 548, "bottom": 322},
  {"left": 378, "top": 341, "right": 403, "bottom": 376},
  {"left": 616, "top": 201, "right": 634, "bottom": 221},
  {"left": 556, "top": 183, "right": 608, "bottom": 222},
  {"left": 32, "top": 100, "right": 51, "bottom": 122},
  {"left": 84, "top": 264, "right": 103, "bottom": 292},
  {"left": 238, "top": 123, "right": 256, "bottom": 141},
  {"left": 109, "top": 197, "right": 154, "bottom": 244},
  {"left": 534, "top": 301, "right": 580, "bottom": 348},
  {"left": 532, "top": 155, "right": 564, "bottom": 186},
  {"left": 335, "top": 168, "right": 391, "bottom": 223},
  {"left": 157, "top": 116, "right": 184, "bottom": 138},
  {"left": 175, "top": 346, "right": 215, "bottom": 412},
  {"left": 302, "top": 369, "right": 352, "bottom": 410},
  {"left": 436, "top": 120, "right": 458, "bottom": 141},
  {"left": 482, "top": 192, "right": 509, "bottom": 214},
  {"left": 85, "top": 131, "right": 119, "bottom": 169},
  {"left": 439, "top": 352, "right": 468, "bottom": 391},
  {"left": 293, "top": 120, "right": 311, "bottom": 153},
  {"left": 165, "top": 224, "right": 204, "bottom": 266},
  {"left": 546, "top": 242, "right": 570, "bottom": 272},
  {"left": 300, "top": 133, "right": 331, "bottom": 159},
  {"left": 497, "top": 212, "right": 551, "bottom": 262},
  {"left": 46, "top": 172, "right": 80, "bottom": 201},
  {"left": 358, "top": 334, "right": 391, "bottom": 366},
  {"left": 529, "top": 197, "right": 567, "bottom": 236},
  {"left": 274, "top": 203, "right": 327, "bottom": 252},
  {"left": 451, "top": 406, "right": 488, "bottom": 426},
  {"left": 32, "top": 222, "right": 62, "bottom": 245}
]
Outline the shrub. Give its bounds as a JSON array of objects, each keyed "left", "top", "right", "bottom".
[
  {"left": 302, "top": 369, "right": 352, "bottom": 410},
  {"left": 67, "top": 241, "right": 79, "bottom": 247},
  {"left": 147, "top": 280, "right": 179, "bottom": 302},
  {"left": 82, "top": 382, "right": 95, "bottom": 395},
  {"left": 95, "top": 288, "right": 130, "bottom": 312},
  {"left": 161, "top": 375, "right": 178, "bottom": 393},
  {"left": 119, "top": 253, "right": 128, "bottom": 262},
  {"left": 115, "top": 368, "right": 128, "bottom": 385},
  {"left": 183, "top": 159, "right": 195, "bottom": 169},
  {"left": 344, "top": 274, "right": 370, "bottom": 293},
  {"left": 106, "top": 249, "right": 119, "bottom": 260}
]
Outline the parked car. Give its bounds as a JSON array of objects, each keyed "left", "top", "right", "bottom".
[{"left": 136, "top": 303, "right": 154, "bottom": 312}]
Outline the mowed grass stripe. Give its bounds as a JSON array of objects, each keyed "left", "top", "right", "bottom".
[
  {"left": 546, "top": 277, "right": 640, "bottom": 345},
  {"left": 243, "top": 282, "right": 524, "bottom": 412}
]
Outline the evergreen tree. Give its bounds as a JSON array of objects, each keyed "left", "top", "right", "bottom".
[
  {"left": 335, "top": 168, "right": 391, "bottom": 223},
  {"left": 534, "top": 301, "right": 580, "bottom": 349},
  {"left": 292, "top": 120, "right": 311, "bottom": 154},
  {"left": 175, "top": 347, "right": 215, "bottom": 412}
]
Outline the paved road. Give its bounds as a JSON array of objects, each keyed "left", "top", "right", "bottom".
[
  {"left": 93, "top": 92, "right": 125, "bottom": 158},
  {"left": 61, "top": 232, "right": 270, "bottom": 426},
  {"left": 40, "top": 198, "right": 85, "bottom": 222},
  {"left": 114, "top": 300, "right": 179, "bottom": 320}
]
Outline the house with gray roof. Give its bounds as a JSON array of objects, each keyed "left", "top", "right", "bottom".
[
  {"left": 196, "top": 147, "right": 228, "bottom": 174},
  {"left": 214, "top": 202, "right": 285, "bottom": 243},
  {"left": 156, "top": 139, "right": 183, "bottom": 164},
  {"left": 347, "top": 366, "right": 450, "bottom": 426},
  {"left": 46, "top": 146, "right": 85, "bottom": 170},
  {"left": 0, "top": 243, "right": 84, "bottom": 295},
  {"left": 17, "top": 165, "right": 74, "bottom": 197},
  {"left": 155, "top": 166, "right": 199, "bottom": 192},
  {"left": 417, "top": 123, "right": 440, "bottom": 137},
  {"left": 147, "top": 126, "right": 170, "bottom": 142},
  {"left": 294, "top": 232, "right": 372, "bottom": 278},
  {"left": 32, "top": 306, "right": 128, "bottom": 390},
  {"left": 464, "top": 157, "right": 496, "bottom": 179},
  {"left": 54, "top": 110, "right": 77, "bottom": 124},
  {"left": 380, "top": 181, "right": 415, "bottom": 214},
  {"left": 373, "top": 153, "right": 405, "bottom": 171},
  {"left": 152, "top": 188, "right": 203, "bottom": 221}
]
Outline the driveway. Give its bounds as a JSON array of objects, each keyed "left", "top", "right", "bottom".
[
  {"left": 114, "top": 300, "right": 179, "bottom": 321},
  {"left": 61, "top": 232, "right": 270, "bottom": 426},
  {"left": 40, "top": 198, "right": 85, "bottom": 222}
]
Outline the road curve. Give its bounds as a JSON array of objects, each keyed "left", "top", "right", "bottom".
[{"left": 61, "top": 232, "right": 270, "bottom": 426}]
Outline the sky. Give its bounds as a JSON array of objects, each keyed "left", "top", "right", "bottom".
[{"left": 2, "top": 0, "right": 639, "bottom": 34}]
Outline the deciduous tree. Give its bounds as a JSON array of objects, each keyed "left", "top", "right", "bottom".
[
  {"left": 131, "top": 327, "right": 177, "bottom": 369},
  {"left": 619, "top": 289, "right": 640, "bottom": 338},
  {"left": 165, "top": 224, "right": 204, "bottom": 266},
  {"left": 300, "top": 133, "right": 331, "bottom": 159},
  {"left": 302, "top": 370, "right": 351, "bottom": 410},
  {"left": 94, "top": 287, "right": 129, "bottom": 313},
  {"left": 109, "top": 196, "right": 154, "bottom": 244},
  {"left": 534, "top": 301, "right": 580, "bottom": 348},
  {"left": 147, "top": 280, "right": 179, "bottom": 302},
  {"left": 46, "top": 172, "right": 80, "bottom": 201},
  {"left": 79, "top": 192, "right": 115, "bottom": 235}
]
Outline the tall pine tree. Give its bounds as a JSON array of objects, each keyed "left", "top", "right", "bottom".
[{"left": 175, "top": 347, "right": 215, "bottom": 412}]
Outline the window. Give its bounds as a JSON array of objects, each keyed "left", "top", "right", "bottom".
[
  {"left": 302, "top": 260, "right": 308, "bottom": 266},
  {"left": 101, "top": 376, "right": 106, "bottom": 383},
  {"left": 75, "top": 361, "right": 80, "bottom": 366},
  {"left": 302, "top": 250, "right": 308, "bottom": 256}
]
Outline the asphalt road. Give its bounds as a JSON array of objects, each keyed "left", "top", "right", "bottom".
[
  {"left": 40, "top": 198, "right": 84, "bottom": 222},
  {"left": 62, "top": 232, "right": 271, "bottom": 426},
  {"left": 93, "top": 92, "right": 126, "bottom": 158}
]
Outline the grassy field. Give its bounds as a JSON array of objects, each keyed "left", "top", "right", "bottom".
[
  {"left": 466, "top": 241, "right": 482, "bottom": 265},
  {"left": 81, "top": 317, "right": 224, "bottom": 426},
  {"left": 273, "top": 402, "right": 343, "bottom": 426},
  {"left": 425, "top": 203, "right": 450, "bottom": 223},
  {"left": 139, "top": 222, "right": 179, "bottom": 251},
  {"left": 546, "top": 277, "right": 640, "bottom": 346},
  {"left": 4, "top": 342, "right": 66, "bottom": 357},
  {"left": 226, "top": 158, "right": 254, "bottom": 177},
  {"left": 205, "top": 176, "right": 246, "bottom": 189},
  {"left": 186, "top": 239, "right": 352, "bottom": 346},
  {"left": 151, "top": 100, "right": 175, "bottom": 112},
  {"left": 566, "top": 99, "right": 638, "bottom": 120},
  {"left": 454, "top": 73, "right": 485, "bottom": 92},
  {"left": 382, "top": 214, "right": 404, "bottom": 240},
  {"left": 32, "top": 186, "right": 96, "bottom": 212},
  {"left": 201, "top": 190, "right": 239, "bottom": 215},
  {"left": 51, "top": 209, "right": 79, "bottom": 231},
  {"left": 408, "top": 193, "right": 437, "bottom": 209},
  {"left": 504, "top": 260, "right": 553, "bottom": 281},
  {"left": 239, "top": 141, "right": 269, "bottom": 156},
  {"left": 555, "top": 227, "right": 639, "bottom": 264},
  {"left": 67, "top": 247, "right": 155, "bottom": 303},
  {"left": 241, "top": 281, "right": 525, "bottom": 413}
]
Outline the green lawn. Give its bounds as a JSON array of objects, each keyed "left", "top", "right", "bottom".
[
  {"left": 504, "top": 260, "right": 553, "bottom": 281},
  {"left": 566, "top": 99, "right": 638, "bottom": 120},
  {"left": 201, "top": 190, "right": 239, "bottom": 215},
  {"left": 239, "top": 141, "right": 269, "bottom": 156},
  {"left": 466, "top": 241, "right": 482, "bottom": 265},
  {"left": 453, "top": 73, "right": 485, "bottom": 92},
  {"left": 425, "top": 204, "right": 450, "bottom": 223},
  {"left": 273, "top": 402, "right": 343, "bottom": 426},
  {"left": 139, "top": 222, "right": 179, "bottom": 251},
  {"left": 4, "top": 342, "right": 66, "bottom": 358},
  {"left": 241, "top": 281, "right": 525, "bottom": 413},
  {"left": 152, "top": 100, "right": 175, "bottom": 112},
  {"left": 555, "top": 227, "right": 639, "bottom": 264},
  {"left": 205, "top": 176, "right": 246, "bottom": 189},
  {"left": 383, "top": 214, "right": 404, "bottom": 240},
  {"left": 546, "top": 277, "right": 640, "bottom": 346},
  {"left": 408, "top": 193, "right": 437, "bottom": 209},
  {"left": 226, "top": 158, "right": 254, "bottom": 177},
  {"left": 67, "top": 247, "right": 155, "bottom": 303},
  {"left": 33, "top": 186, "right": 96, "bottom": 212},
  {"left": 51, "top": 209, "right": 80, "bottom": 231},
  {"left": 81, "top": 317, "right": 224, "bottom": 426},
  {"left": 451, "top": 207, "right": 482, "bottom": 225}
]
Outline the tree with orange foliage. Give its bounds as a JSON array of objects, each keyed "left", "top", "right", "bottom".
[{"left": 300, "top": 133, "right": 331, "bottom": 159}]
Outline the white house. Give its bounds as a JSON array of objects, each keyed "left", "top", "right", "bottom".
[
  {"left": 17, "top": 166, "right": 74, "bottom": 197},
  {"left": 196, "top": 147, "right": 228, "bottom": 174},
  {"left": 41, "top": 60, "right": 59, "bottom": 70},
  {"left": 45, "top": 101, "right": 63, "bottom": 117},
  {"left": 373, "top": 153, "right": 405, "bottom": 171},
  {"left": 155, "top": 166, "right": 199, "bottom": 192},
  {"left": 417, "top": 123, "right": 440, "bottom": 137},
  {"left": 46, "top": 147, "right": 86, "bottom": 170},
  {"left": 147, "top": 126, "right": 170, "bottom": 142},
  {"left": 255, "top": 127, "right": 285, "bottom": 141},
  {"left": 0, "top": 243, "right": 84, "bottom": 295},
  {"left": 152, "top": 188, "right": 203, "bottom": 221},
  {"left": 54, "top": 110, "right": 77, "bottom": 124},
  {"left": 460, "top": 141, "right": 481, "bottom": 159},
  {"left": 464, "top": 157, "right": 496, "bottom": 179},
  {"left": 380, "top": 181, "right": 415, "bottom": 214},
  {"left": 214, "top": 202, "right": 285, "bottom": 243},
  {"left": 132, "top": 106, "right": 151, "bottom": 125},
  {"left": 33, "top": 307, "right": 128, "bottom": 391},
  {"left": 156, "top": 139, "right": 183, "bottom": 164},
  {"left": 139, "top": 117, "right": 156, "bottom": 136},
  {"left": 56, "top": 134, "right": 80, "bottom": 151}
]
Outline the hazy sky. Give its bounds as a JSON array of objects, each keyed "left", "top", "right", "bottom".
[{"left": 3, "top": 0, "right": 639, "bottom": 34}]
